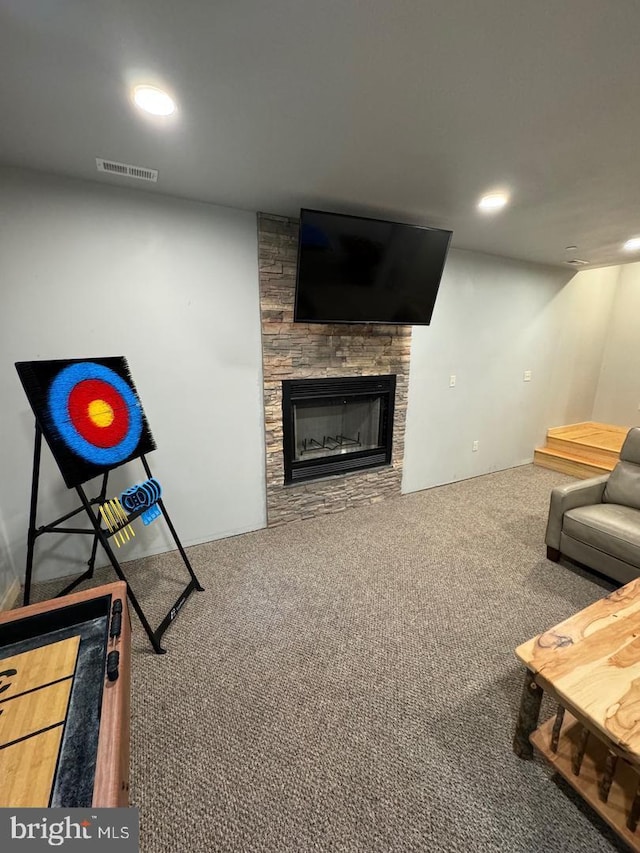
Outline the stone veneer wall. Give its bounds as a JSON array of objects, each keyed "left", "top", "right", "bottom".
[{"left": 258, "top": 213, "right": 412, "bottom": 527}]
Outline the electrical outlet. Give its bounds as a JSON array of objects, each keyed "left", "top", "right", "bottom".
[
  {"left": 472, "top": 440, "right": 479, "bottom": 452},
  {"left": 449, "top": 374, "right": 456, "bottom": 387},
  {"left": 523, "top": 370, "right": 532, "bottom": 382}
]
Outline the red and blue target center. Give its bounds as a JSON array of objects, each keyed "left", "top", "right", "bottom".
[{"left": 67, "top": 379, "right": 130, "bottom": 448}]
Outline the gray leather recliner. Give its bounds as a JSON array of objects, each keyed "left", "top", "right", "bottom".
[{"left": 546, "top": 427, "right": 640, "bottom": 584}]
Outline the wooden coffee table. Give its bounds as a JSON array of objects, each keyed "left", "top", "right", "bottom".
[{"left": 514, "top": 578, "right": 640, "bottom": 851}]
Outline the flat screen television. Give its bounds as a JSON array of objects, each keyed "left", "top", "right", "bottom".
[{"left": 294, "top": 209, "right": 452, "bottom": 325}]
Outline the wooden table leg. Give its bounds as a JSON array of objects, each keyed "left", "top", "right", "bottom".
[
  {"left": 572, "top": 726, "right": 590, "bottom": 776},
  {"left": 628, "top": 779, "right": 640, "bottom": 832},
  {"left": 551, "top": 704, "right": 565, "bottom": 753},
  {"left": 513, "top": 669, "right": 544, "bottom": 759},
  {"left": 599, "top": 751, "right": 618, "bottom": 802}
]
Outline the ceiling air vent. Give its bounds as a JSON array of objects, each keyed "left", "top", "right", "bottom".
[
  {"left": 565, "top": 258, "right": 589, "bottom": 266},
  {"left": 96, "top": 158, "right": 158, "bottom": 183}
]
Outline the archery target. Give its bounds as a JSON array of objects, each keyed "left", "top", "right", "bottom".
[
  {"left": 48, "top": 362, "right": 142, "bottom": 466},
  {"left": 16, "top": 357, "right": 156, "bottom": 488}
]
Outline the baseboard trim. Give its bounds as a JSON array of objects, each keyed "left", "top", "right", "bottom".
[{"left": 0, "top": 577, "right": 20, "bottom": 612}]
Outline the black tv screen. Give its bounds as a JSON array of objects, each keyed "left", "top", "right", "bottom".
[{"left": 294, "top": 209, "right": 452, "bottom": 325}]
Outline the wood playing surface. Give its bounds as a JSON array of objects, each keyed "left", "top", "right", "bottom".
[
  {"left": 0, "top": 635, "right": 80, "bottom": 807},
  {"left": 516, "top": 577, "right": 640, "bottom": 761}
]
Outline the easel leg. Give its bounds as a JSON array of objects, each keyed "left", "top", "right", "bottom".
[
  {"left": 87, "top": 472, "right": 109, "bottom": 577},
  {"left": 57, "top": 472, "right": 110, "bottom": 598},
  {"left": 156, "top": 499, "right": 204, "bottom": 591},
  {"left": 23, "top": 423, "right": 43, "bottom": 606},
  {"left": 76, "top": 484, "right": 167, "bottom": 654},
  {"left": 140, "top": 455, "right": 204, "bottom": 591}
]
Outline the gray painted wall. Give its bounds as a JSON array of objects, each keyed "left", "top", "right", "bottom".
[
  {"left": 592, "top": 260, "right": 640, "bottom": 427},
  {"left": 0, "top": 166, "right": 628, "bottom": 588},
  {"left": 0, "top": 168, "right": 266, "bottom": 583},
  {"left": 402, "top": 253, "right": 619, "bottom": 493}
]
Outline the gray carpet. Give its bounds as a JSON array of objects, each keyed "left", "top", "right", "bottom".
[{"left": 33, "top": 465, "right": 628, "bottom": 851}]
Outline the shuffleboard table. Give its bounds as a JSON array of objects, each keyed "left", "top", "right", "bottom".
[{"left": 0, "top": 581, "right": 130, "bottom": 808}]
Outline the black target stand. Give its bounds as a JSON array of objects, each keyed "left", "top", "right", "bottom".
[{"left": 23, "top": 421, "right": 204, "bottom": 654}]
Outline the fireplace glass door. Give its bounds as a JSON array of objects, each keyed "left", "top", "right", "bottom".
[{"left": 282, "top": 376, "right": 395, "bottom": 484}]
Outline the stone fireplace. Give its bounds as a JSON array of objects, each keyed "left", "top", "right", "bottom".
[{"left": 258, "top": 213, "right": 411, "bottom": 527}]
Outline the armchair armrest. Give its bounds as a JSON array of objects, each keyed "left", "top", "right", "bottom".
[{"left": 545, "top": 475, "right": 609, "bottom": 551}]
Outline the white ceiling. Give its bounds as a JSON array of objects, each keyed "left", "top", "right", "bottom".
[{"left": 2, "top": 0, "right": 640, "bottom": 268}]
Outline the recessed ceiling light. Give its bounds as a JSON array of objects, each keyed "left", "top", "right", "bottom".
[
  {"left": 132, "top": 85, "right": 176, "bottom": 116},
  {"left": 478, "top": 192, "right": 509, "bottom": 213},
  {"left": 623, "top": 237, "right": 640, "bottom": 252}
]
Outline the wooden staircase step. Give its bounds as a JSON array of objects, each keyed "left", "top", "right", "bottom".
[
  {"left": 543, "top": 438, "right": 621, "bottom": 466},
  {"left": 534, "top": 447, "right": 615, "bottom": 479},
  {"left": 546, "top": 422, "right": 627, "bottom": 461},
  {"left": 534, "top": 422, "right": 628, "bottom": 479}
]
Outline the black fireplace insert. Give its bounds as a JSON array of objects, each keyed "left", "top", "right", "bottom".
[{"left": 281, "top": 375, "right": 396, "bottom": 484}]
